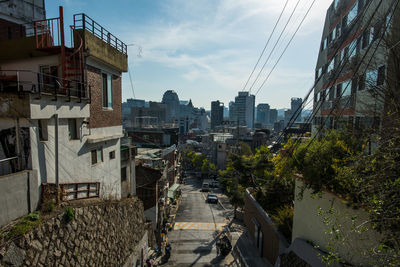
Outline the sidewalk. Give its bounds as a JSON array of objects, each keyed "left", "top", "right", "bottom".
[{"left": 217, "top": 192, "right": 272, "bottom": 267}]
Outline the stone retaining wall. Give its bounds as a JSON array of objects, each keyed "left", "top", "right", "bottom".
[{"left": 0, "top": 198, "right": 148, "bottom": 266}]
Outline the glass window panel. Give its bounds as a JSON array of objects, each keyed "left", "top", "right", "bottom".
[
  {"left": 347, "top": 2, "right": 358, "bottom": 24},
  {"left": 107, "top": 75, "right": 113, "bottom": 108},
  {"left": 102, "top": 73, "right": 108, "bottom": 107},
  {"left": 342, "top": 80, "right": 351, "bottom": 96}
]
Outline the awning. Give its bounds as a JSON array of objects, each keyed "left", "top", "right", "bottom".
[{"left": 168, "top": 184, "right": 180, "bottom": 199}]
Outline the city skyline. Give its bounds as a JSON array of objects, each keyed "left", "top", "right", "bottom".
[{"left": 46, "top": 0, "right": 332, "bottom": 110}]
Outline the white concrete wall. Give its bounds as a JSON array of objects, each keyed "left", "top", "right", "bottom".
[
  {"left": 29, "top": 116, "right": 121, "bottom": 199},
  {"left": 292, "top": 179, "right": 382, "bottom": 265}
]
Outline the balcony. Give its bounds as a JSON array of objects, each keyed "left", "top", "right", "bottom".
[{"left": 0, "top": 70, "right": 90, "bottom": 102}]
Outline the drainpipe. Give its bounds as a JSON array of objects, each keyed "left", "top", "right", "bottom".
[{"left": 54, "top": 114, "right": 59, "bottom": 203}]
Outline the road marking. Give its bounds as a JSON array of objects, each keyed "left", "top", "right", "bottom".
[{"left": 174, "top": 222, "right": 226, "bottom": 231}]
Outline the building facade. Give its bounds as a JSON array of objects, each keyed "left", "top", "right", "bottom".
[
  {"left": 0, "top": 7, "right": 127, "bottom": 205},
  {"left": 256, "top": 103, "right": 270, "bottom": 127},
  {"left": 233, "top": 92, "right": 255, "bottom": 129},
  {"left": 211, "top": 100, "right": 224, "bottom": 129},
  {"left": 313, "top": 0, "right": 393, "bottom": 133}
]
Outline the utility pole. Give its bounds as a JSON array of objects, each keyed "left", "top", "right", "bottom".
[{"left": 55, "top": 114, "right": 59, "bottom": 204}]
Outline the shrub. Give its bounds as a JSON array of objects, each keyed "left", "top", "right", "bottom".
[
  {"left": 63, "top": 207, "right": 75, "bottom": 223},
  {"left": 271, "top": 205, "right": 294, "bottom": 241},
  {"left": 42, "top": 200, "right": 56, "bottom": 213},
  {"left": 6, "top": 211, "right": 41, "bottom": 238}
]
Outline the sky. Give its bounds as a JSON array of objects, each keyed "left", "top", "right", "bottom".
[{"left": 46, "top": 0, "right": 332, "bottom": 110}]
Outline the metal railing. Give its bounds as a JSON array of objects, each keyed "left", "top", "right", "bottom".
[
  {"left": 33, "top": 17, "right": 61, "bottom": 49},
  {"left": 60, "top": 182, "right": 100, "bottom": 201},
  {"left": 73, "top": 13, "right": 127, "bottom": 55},
  {"left": 0, "top": 70, "right": 90, "bottom": 101}
]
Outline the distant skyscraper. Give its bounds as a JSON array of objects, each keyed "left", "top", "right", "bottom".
[
  {"left": 291, "top": 97, "right": 303, "bottom": 123},
  {"left": 256, "top": 104, "right": 270, "bottom": 127},
  {"left": 211, "top": 100, "right": 224, "bottom": 129},
  {"left": 269, "top": 109, "right": 278, "bottom": 124},
  {"left": 233, "top": 92, "right": 255, "bottom": 129},
  {"left": 162, "top": 90, "right": 180, "bottom": 122}
]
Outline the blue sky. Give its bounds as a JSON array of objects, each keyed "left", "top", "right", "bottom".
[{"left": 46, "top": 0, "right": 332, "bottom": 110}]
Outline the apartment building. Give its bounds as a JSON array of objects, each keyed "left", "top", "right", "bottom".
[
  {"left": 0, "top": 5, "right": 128, "bottom": 217},
  {"left": 313, "top": 0, "right": 394, "bottom": 132}
]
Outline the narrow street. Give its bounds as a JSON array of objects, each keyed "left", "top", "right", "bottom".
[{"left": 163, "top": 175, "right": 233, "bottom": 267}]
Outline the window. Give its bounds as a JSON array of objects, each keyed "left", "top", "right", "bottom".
[
  {"left": 377, "top": 65, "right": 385, "bottom": 86},
  {"left": 68, "top": 119, "right": 79, "bottom": 140},
  {"left": 386, "top": 13, "right": 392, "bottom": 33},
  {"left": 321, "top": 38, "right": 327, "bottom": 51},
  {"left": 38, "top": 120, "right": 48, "bottom": 141},
  {"left": 102, "top": 73, "right": 113, "bottom": 108},
  {"left": 143, "top": 135, "right": 149, "bottom": 140},
  {"left": 342, "top": 80, "right": 351, "bottom": 96},
  {"left": 351, "top": 78, "right": 358, "bottom": 94},
  {"left": 362, "top": 27, "right": 374, "bottom": 49},
  {"left": 349, "top": 39, "right": 357, "bottom": 58},
  {"left": 347, "top": 2, "right": 358, "bottom": 25},
  {"left": 358, "top": 74, "right": 365, "bottom": 91},
  {"left": 336, "top": 83, "right": 342, "bottom": 98},
  {"left": 91, "top": 147, "right": 103, "bottom": 165},
  {"left": 334, "top": 0, "right": 339, "bottom": 9},
  {"left": 329, "top": 87, "right": 335, "bottom": 100},
  {"left": 327, "top": 60, "right": 334, "bottom": 73},
  {"left": 366, "top": 69, "right": 378, "bottom": 88},
  {"left": 315, "top": 67, "right": 322, "bottom": 80},
  {"left": 109, "top": 150, "right": 115, "bottom": 159},
  {"left": 121, "top": 167, "right": 127, "bottom": 181},
  {"left": 336, "top": 24, "right": 341, "bottom": 38}
]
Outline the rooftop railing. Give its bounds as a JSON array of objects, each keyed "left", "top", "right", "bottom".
[{"left": 73, "top": 13, "right": 127, "bottom": 55}]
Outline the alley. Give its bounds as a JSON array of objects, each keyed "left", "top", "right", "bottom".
[{"left": 163, "top": 175, "right": 232, "bottom": 267}]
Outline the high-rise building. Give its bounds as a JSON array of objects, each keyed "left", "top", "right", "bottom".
[
  {"left": 269, "top": 109, "right": 278, "bottom": 124},
  {"left": 313, "top": 0, "right": 393, "bottom": 132},
  {"left": 162, "top": 90, "right": 180, "bottom": 123},
  {"left": 233, "top": 92, "right": 255, "bottom": 129},
  {"left": 211, "top": 100, "right": 224, "bottom": 129},
  {"left": 290, "top": 98, "right": 303, "bottom": 123},
  {"left": 256, "top": 104, "right": 270, "bottom": 127}
]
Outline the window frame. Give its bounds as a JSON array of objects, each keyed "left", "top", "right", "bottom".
[
  {"left": 91, "top": 147, "right": 103, "bottom": 165},
  {"left": 102, "top": 72, "right": 113, "bottom": 109},
  {"left": 68, "top": 118, "right": 79, "bottom": 140},
  {"left": 38, "top": 119, "right": 48, "bottom": 141}
]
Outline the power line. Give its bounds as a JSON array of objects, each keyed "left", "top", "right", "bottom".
[
  {"left": 273, "top": 0, "right": 381, "bottom": 146},
  {"left": 248, "top": 0, "right": 303, "bottom": 94},
  {"left": 254, "top": 0, "right": 316, "bottom": 96},
  {"left": 241, "top": 0, "right": 290, "bottom": 92}
]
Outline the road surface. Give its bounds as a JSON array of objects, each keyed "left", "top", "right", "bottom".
[{"left": 163, "top": 175, "right": 232, "bottom": 267}]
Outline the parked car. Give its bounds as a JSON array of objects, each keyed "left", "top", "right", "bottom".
[
  {"left": 202, "top": 182, "right": 210, "bottom": 192},
  {"left": 207, "top": 194, "right": 218, "bottom": 204}
]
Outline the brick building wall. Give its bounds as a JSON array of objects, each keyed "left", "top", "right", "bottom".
[{"left": 86, "top": 65, "right": 122, "bottom": 129}]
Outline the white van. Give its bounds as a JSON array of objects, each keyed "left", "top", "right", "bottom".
[{"left": 202, "top": 182, "right": 210, "bottom": 192}]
